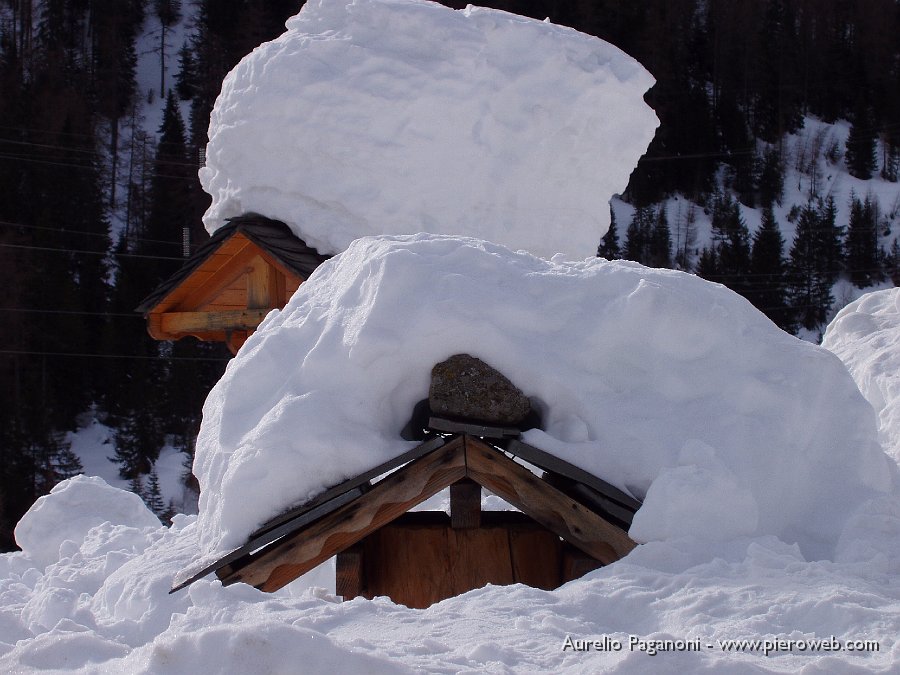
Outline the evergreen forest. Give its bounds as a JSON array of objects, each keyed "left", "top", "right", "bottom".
[{"left": 1, "top": 0, "right": 898, "bottom": 550}]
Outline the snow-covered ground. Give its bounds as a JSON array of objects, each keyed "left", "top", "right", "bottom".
[
  {"left": 4, "top": 1, "right": 900, "bottom": 672},
  {"left": 3, "top": 237, "right": 900, "bottom": 673}
]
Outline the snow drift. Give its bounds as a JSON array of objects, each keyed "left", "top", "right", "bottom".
[
  {"left": 823, "top": 288, "right": 900, "bottom": 464},
  {"left": 194, "top": 234, "right": 895, "bottom": 562},
  {"left": 199, "top": 0, "right": 658, "bottom": 259}
]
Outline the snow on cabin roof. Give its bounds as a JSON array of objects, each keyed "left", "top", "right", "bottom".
[
  {"left": 191, "top": 234, "right": 897, "bottom": 566},
  {"left": 198, "top": 0, "right": 659, "bottom": 260}
]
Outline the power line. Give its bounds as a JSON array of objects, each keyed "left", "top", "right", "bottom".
[
  {"left": 0, "top": 307, "right": 142, "bottom": 318},
  {"left": 0, "top": 242, "right": 185, "bottom": 261},
  {"left": 0, "top": 152, "right": 200, "bottom": 180},
  {"left": 0, "top": 219, "right": 185, "bottom": 249},
  {"left": 0, "top": 136, "right": 204, "bottom": 169},
  {"left": 0, "top": 349, "right": 229, "bottom": 362}
]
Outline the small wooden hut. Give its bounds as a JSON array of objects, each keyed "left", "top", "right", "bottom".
[
  {"left": 173, "top": 428, "right": 640, "bottom": 608},
  {"left": 137, "top": 214, "right": 328, "bottom": 354}
]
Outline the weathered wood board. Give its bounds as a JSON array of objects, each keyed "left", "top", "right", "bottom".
[
  {"left": 217, "top": 436, "right": 467, "bottom": 591},
  {"left": 354, "top": 513, "right": 562, "bottom": 608}
]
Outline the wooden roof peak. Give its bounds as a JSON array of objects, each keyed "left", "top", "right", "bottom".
[
  {"left": 136, "top": 214, "right": 329, "bottom": 315},
  {"left": 171, "top": 434, "right": 641, "bottom": 595}
]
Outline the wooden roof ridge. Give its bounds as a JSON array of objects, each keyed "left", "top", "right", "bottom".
[
  {"left": 171, "top": 434, "right": 641, "bottom": 594},
  {"left": 136, "top": 213, "right": 329, "bottom": 314}
]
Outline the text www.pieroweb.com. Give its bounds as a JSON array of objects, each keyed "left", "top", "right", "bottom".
[{"left": 562, "top": 635, "right": 881, "bottom": 656}]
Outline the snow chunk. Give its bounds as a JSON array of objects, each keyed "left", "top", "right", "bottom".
[
  {"left": 14, "top": 476, "right": 161, "bottom": 569},
  {"left": 193, "top": 234, "right": 895, "bottom": 560},
  {"left": 823, "top": 287, "right": 900, "bottom": 464},
  {"left": 200, "top": 0, "right": 658, "bottom": 259}
]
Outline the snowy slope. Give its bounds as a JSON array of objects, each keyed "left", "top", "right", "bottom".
[
  {"left": 611, "top": 116, "right": 900, "bottom": 339},
  {"left": 199, "top": 0, "right": 658, "bottom": 259}
]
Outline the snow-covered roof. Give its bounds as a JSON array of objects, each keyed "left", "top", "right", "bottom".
[
  {"left": 199, "top": 0, "right": 658, "bottom": 260},
  {"left": 193, "top": 234, "right": 896, "bottom": 564}
]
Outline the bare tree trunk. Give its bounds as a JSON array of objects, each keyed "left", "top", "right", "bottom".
[
  {"left": 109, "top": 118, "right": 119, "bottom": 209},
  {"left": 160, "top": 26, "right": 167, "bottom": 96}
]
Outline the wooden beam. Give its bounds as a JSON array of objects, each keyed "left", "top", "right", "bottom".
[
  {"left": 464, "top": 437, "right": 636, "bottom": 565},
  {"left": 172, "top": 438, "right": 447, "bottom": 592},
  {"left": 450, "top": 479, "right": 481, "bottom": 529},
  {"left": 246, "top": 255, "right": 278, "bottom": 309},
  {"left": 248, "top": 437, "right": 446, "bottom": 539},
  {"left": 169, "top": 487, "right": 363, "bottom": 594},
  {"left": 542, "top": 472, "right": 636, "bottom": 528},
  {"left": 159, "top": 309, "right": 270, "bottom": 335},
  {"left": 217, "top": 436, "right": 467, "bottom": 591}
]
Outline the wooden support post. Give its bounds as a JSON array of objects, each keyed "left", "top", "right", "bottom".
[
  {"left": 247, "top": 255, "right": 277, "bottom": 309},
  {"left": 450, "top": 479, "right": 481, "bottom": 529},
  {"left": 336, "top": 544, "right": 364, "bottom": 601}
]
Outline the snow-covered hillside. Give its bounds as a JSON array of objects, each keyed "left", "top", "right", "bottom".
[{"left": 612, "top": 115, "right": 900, "bottom": 337}]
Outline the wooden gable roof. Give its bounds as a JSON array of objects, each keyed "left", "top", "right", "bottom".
[
  {"left": 172, "top": 434, "right": 641, "bottom": 598},
  {"left": 137, "top": 214, "right": 328, "bottom": 353}
]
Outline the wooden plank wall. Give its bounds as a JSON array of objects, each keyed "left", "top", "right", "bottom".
[{"left": 347, "top": 513, "right": 563, "bottom": 609}]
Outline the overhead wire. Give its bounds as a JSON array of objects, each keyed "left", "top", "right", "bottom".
[{"left": 0, "top": 349, "right": 229, "bottom": 362}]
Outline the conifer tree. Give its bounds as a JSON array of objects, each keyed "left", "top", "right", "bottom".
[
  {"left": 816, "top": 196, "right": 844, "bottom": 285},
  {"left": 696, "top": 246, "right": 720, "bottom": 280},
  {"left": 145, "top": 470, "right": 169, "bottom": 522},
  {"left": 598, "top": 210, "right": 621, "bottom": 259},
  {"left": 623, "top": 205, "right": 654, "bottom": 264},
  {"left": 129, "top": 474, "right": 146, "bottom": 502},
  {"left": 709, "top": 192, "right": 752, "bottom": 297},
  {"left": 674, "top": 203, "right": 697, "bottom": 270},
  {"left": 845, "top": 193, "right": 881, "bottom": 287},
  {"left": 175, "top": 41, "right": 198, "bottom": 100},
  {"left": 155, "top": 0, "right": 183, "bottom": 95},
  {"left": 786, "top": 203, "right": 835, "bottom": 331},
  {"left": 647, "top": 205, "right": 673, "bottom": 268},
  {"left": 112, "top": 409, "right": 163, "bottom": 479},
  {"left": 757, "top": 147, "right": 784, "bottom": 207},
  {"left": 845, "top": 106, "right": 878, "bottom": 179},
  {"left": 749, "top": 206, "right": 793, "bottom": 332},
  {"left": 882, "top": 134, "right": 899, "bottom": 182}
]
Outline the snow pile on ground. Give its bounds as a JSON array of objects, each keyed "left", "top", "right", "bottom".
[
  {"left": 5, "top": 239, "right": 900, "bottom": 672},
  {"left": 199, "top": 0, "right": 658, "bottom": 259},
  {"left": 194, "top": 234, "right": 895, "bottom": 563},
  {"left": 13, "top": 477, "right": 161, "bottom": 571},
  {"left": 3, "top": 478, "right": 900, "bottom": 673},
  {"left": 823, "top": 288, "right": 900, "bottom": 463}
]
